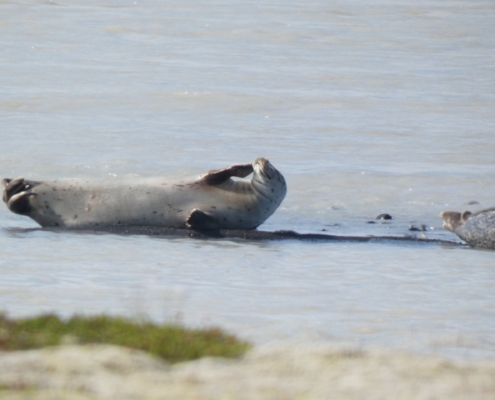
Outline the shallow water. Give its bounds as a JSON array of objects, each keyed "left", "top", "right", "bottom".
[{"left": 1, "top": 0, "right": 495, "bottom": 359}]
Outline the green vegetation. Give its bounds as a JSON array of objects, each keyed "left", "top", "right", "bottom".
[{"left": 0, "top": 313, "right": 250, "bottom": 363}]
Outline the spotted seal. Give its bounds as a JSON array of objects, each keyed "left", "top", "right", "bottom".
[
  {"left": 440, "top": 207, "right": 495, "bottom": 250},
  {"left": 2, "top": 158, "right": 287, "bottom": 230}
]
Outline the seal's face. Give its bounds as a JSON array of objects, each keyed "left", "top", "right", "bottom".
[
  {"left": 252, "top": 158, "right": 287, "bottom": 201},
  {"left": 440, "top": 211, "right": 471, "bottom": 232}
]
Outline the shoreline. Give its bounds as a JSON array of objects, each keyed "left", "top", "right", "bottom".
[{"left": 1, "top": 342, "right": 495, "bottom": 400}]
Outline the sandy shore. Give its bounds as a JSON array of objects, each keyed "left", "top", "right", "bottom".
[{"left": 1, "top": 343, "right": 495, "bottom": 400}]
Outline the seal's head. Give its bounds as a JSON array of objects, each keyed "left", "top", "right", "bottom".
[
  {"left": 252, "top": 158, "right": 287, "bottom": 202},
  {"left": 440, "top": 210, "right": 472, "bottom": 232}
]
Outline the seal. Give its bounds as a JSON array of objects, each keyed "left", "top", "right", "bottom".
[
  {"left": 440, "top": 207, "right": 495, "bottom": 250},
  {"left": 2, "top": 158, "right": 287, "bottom": 230}
]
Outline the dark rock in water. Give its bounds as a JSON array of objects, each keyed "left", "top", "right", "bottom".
[
  {"left": 409, "top": 225, "right": 427, "bottom": 232},
  {"left": 440, "top": 207, "right": 495, "bottom": 250},
  {"left": 367, "top": 221, "right": 376, "bottom": 224},
  {"left": 467, "top": 200, "right": 480, "bottom": 205},
  {"left": 376, "top": 214, "right": 393, "bottom": 220}
]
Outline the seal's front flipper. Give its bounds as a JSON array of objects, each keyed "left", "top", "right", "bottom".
[
  {"left": 186, "top": 208, "right": 219, "bottom": 231},
  {"left": 200, "top": 163, "right": 254, "bottom": 185}
]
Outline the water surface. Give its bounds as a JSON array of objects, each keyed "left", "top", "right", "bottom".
[{"left": 1, "top": 0, "right": 495, "bottom": 359}]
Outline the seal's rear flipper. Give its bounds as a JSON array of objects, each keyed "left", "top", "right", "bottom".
[
  {"left": 2, "top": 177, "right": 39, "bottom": 215},
  {"left": 3, "top": 177, "right": 26, "bottom": 203},
  {"left": 200, "top": 163, "right": 253, "bottom": 185},
  {"left": 7, "top": 191, "right": 37, "bottom": 215},
  {"left": 186, "top": 208, "right": 219, "bottom": 231}
]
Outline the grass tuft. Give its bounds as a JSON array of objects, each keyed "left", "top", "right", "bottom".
[{"left": 0, "top": 313, "right": 250, "bottom": 363}]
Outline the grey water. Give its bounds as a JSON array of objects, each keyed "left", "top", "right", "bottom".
[{"left": 1, "top": 0, "right": 495, "bottom": 359}]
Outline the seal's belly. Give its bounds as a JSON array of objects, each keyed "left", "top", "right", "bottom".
[{"left": 27, "top": 179, "right": 265, "bottom": 229}]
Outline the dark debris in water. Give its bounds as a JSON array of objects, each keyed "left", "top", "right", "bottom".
[{"left": 409, "top": 224, "right": 428, "bottom": 232}]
